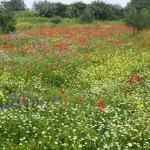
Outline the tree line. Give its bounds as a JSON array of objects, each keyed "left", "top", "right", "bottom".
[
  {"left": 0, "top": 0, "right": 124, "bottom": 20},
  {"left": 0, "top": 0, "right": 150, "bottom": 34}
]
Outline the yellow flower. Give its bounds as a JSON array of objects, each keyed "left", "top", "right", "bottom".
[
  {"left": 137, "top": 104, "right": 144, "bottom": 110},
  {"left": 41, "top": 131, "right": 46, "bottom": 135},
  {"left": 0, "top": 91, "right": 5, "bottom": 101},
  {"left": 138, "top": 132, "right": 142, "bottom": 137},
  {"left": 86, "top": 134, "right": 91, "bottom": 138},
  {"left": 63, "top": 143, "right": 68, "bottom": 147}
]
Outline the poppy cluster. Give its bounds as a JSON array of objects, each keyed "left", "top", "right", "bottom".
[
  {"left": 98, "top": 99, "right": 107, "bottom": 109},
  {"left": 127, "top": 75, "right": 142, "bottom": 83}
]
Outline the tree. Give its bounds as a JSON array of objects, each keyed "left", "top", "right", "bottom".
[
  {"left": 90, "top": 1, "right": 123, "bottom": 20},
  {"left": 1, "top": 0, "right": 26, "bottom": 11},
  {"left": 54, "top": 2, "right": 68, "bottom": 18},
  {"left": 70, "top": 2, "right": 87, "bottom": 17},
  {"left": 80, "top": 7, "right": 94, "bottom": 23},
  {"left": 127, "top": 0, "right": 150, "bottom": 10},
  {"left": 124, "top": 7, "right": 150, "bottom": 35},
  {"left": 33, "top": 1, "right": 60, "bottom": 18},
  {"left": 65, "top": 6, "right": 79, "bottom": 18},
  {"left": 109, "top": 4, "right": 124, "bottom": 19},
  {"left": 0, "top": 10, "right": 16, "bottom": 33}
]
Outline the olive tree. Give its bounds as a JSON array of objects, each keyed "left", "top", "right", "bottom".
[{"left": 124, "top": 7, "right": 150, "bottom": 35}]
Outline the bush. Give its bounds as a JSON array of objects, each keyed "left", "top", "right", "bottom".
[
  {"left": 0, "top": 11, "right": 16, "bottom": 33},
  {"left": 16, "top": 22, "right": 33, "bottom": 30},
  {"left": 15, "top": 10, "right": 39, "bottom": 18},
  {"left": 17, "top": 17, "right": 50, "bottom": 24},
  {"left": 124, "top": 7, "right": 150, "bottom": 35},
  {"left": 51, "top": 16, "right": 62, "bottom": 24},
  {"left": 80, "top": 7, "right": 94, "bottom": 23}
]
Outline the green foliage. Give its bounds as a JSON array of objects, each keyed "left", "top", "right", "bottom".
[
  {"left": 15, "top": 10, "right": 39, "bottom": 18},
  {"left": 17, "top": 17, "right": 50, "bottom": 24},
  {"left": 33, "top": 1, "right": 59, "bottom": 18},
  {"left": 65, "top": 6, "right": 79, "bottom": 18},
  {"left": 51, "top": 16, "right": 62, "bottom": 24},
  {"left": 90, "top": 1, "right": 123, "bottom": 20},
  {"left": 16, "top": 22, "right": 33, "bottom": 30},
  {"left": 127, "top": 0, "right": 150, "bottom": 10},
  {"left": 1, "top": 0, "right": 26, "bottom": 11},
  {"left": 0, "top": 10, "right": 16, "bottom": 33},
  {"left": 70, "top": 2, "right": 87, "bottom": 17},
  {"left": 54, "top": 2, "right": 68, "bottom": 18},
  {"left": 0, "top": 0, "right": 125, "bottom": 21},
  {"left": 124, "top": 7, "right": 150, "bottom": 34},
  {"left": 33, "top": 1, "right": 86, "bottom": 18},
  {"left": 80, "top": 7, "right": 94, "bottom": 23},
  {"left": 109, "top": 4, "right": 124, "bottom": 20}
]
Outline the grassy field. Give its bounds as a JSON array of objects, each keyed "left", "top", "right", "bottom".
[{"left": 0, "top": 19, "right": 150, "bottom": 149}]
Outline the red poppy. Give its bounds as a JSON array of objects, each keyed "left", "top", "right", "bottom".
[
  {"left": 22, "top": 97, "right": 27, "bottom": 103},
  {"left": 65, "top": 96, "right": 69, "bottom": 99},
  {"left": 48, "top": 65, "right": 51, "bottom": 69},
  {"left": 12, "top": 67, "right": 17, "bottom": 71},
  {"left": 79, "top": 99, "right": 85, "bottom": 103},
  {"left": 63, "top": 103, "right": 67, "bottom": 107},
  {"left": 100, "top": 105, "right": 107, "bottom": 109},
  {"left": 27, "top": 70, "right": 31, "bottom": 73},
  {"left": 98, "top": 99, "right": 104, "bottom": 104},
  {"left": 61, "top": 90, "right": 65, "bottom": 94},
  {"left": 125, "top": 88, "right": 130, "bottom": 93},
  {"left": 40, "top": 76, "right": 44, "bottom": 80},
  {"left": 32, "top": 100, "right": 36, "bottom": 105},
  {"left": 6, "top": 90, "right": 11, "bottom": 94},
  {"left": 127, "top": 77, "right": 134, "bottom": 83},
  {"left": 68, "top": 105, "right": 72, "bottom": 109},
  {"left": 135, "top": 76, "right": 142, "bottom": 82},
  {"left": 58, "top": 65, "right": 63, "bottom": 69},
  {"left": 74, "top": 53, "right": 78, "bottom": 57}
]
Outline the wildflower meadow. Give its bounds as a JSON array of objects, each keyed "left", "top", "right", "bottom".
[{"left": 0, "top": 20, "right": 150, "bottom": 149}]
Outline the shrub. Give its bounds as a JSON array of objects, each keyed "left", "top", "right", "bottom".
[
  {"left": 15, "top": 10, "right": 39, "bottom": 18},
  {"left": 51, "top": 16, "right": 62, "bottom": 24},
  {"left": 124, "top": 7, "right": 150, "bottom": 35},
  {"left": 16, "top": 22, "right": 33, "bottom": 30},
  {"left": 0, "top": 11, "right": 16, "bottom": 33},
  {"left": 80, "top": 7, "right": 94, "bottom": 23}
]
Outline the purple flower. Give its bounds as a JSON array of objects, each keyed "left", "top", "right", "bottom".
[
  {"left": 14, "top": 97, "right": 21, "bottom": 103},
  {"left": 2, "top": 104, "right": 11, "bottom": 109}
]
